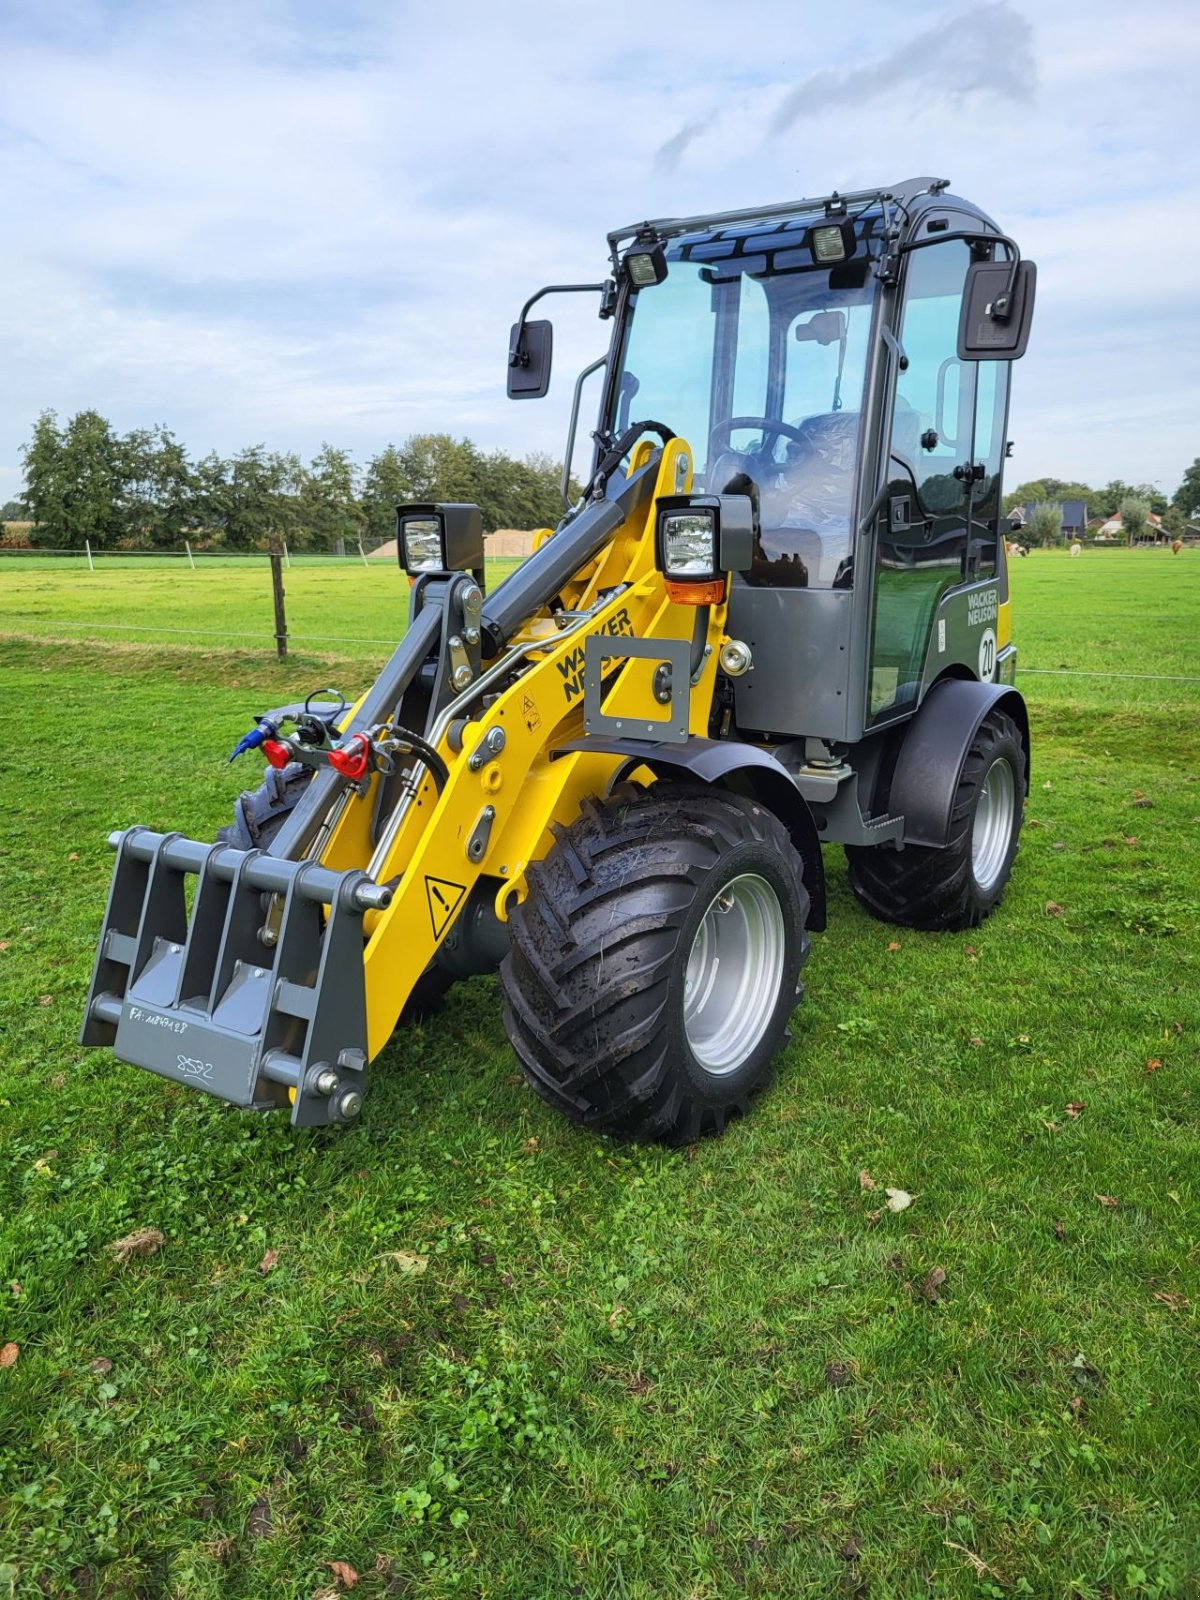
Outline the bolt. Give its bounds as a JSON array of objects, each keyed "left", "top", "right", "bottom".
[
  {"left": 314, "top": 1068, "right": 340, "bottom": 1096},
  {"left": 169, "top": 943, "right": 181, "bottom": 955},
  {"left": 719, "top": 639, "right": 753, "bottom": 677},
  {"left": 461, "top": 583, "right": 483, "bottom": 617},
  {"left": 254, "top": 967, "right": 266, "bottom": 979},
  {"left": 464, "top": 625, "right": 480, "bottom": 646},
  {"left": 258, "top": 926, "right": 278, "bottom": 947},
  {"left": 337, "top": 1088, "right": 363, "bottom": 1120},
  {"left": 452, "top": 664, "right": 473, "bottom": 690},
  {"left": 486, "top": 726, "right": 505, "bottom": 754},
  {"left": 448, "top": 634, "right": 463, "bottom": 651}
]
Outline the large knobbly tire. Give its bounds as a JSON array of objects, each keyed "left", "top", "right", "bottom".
[
  {"left": 845, "top": 709, "right": 1025, "bottom": 931},
  {"left": 219, "top": 765, "right": 454, "bottom": 1018},
  {"left": 218, "top": 762, "right": 312, "bottom": 851},
  {"left": 499, "top": 784, "right": 811, "bottom": 1145}
]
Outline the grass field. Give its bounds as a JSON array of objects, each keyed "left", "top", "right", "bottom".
[{"left": 0, "top": 549, "right": 1198, "bottom": 1599}]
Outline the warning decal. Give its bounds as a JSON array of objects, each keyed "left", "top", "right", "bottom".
[
  {"left": 521, "top": 693, "right": 541, "bottom": 733},
  {"left": 425, "top": 875, "right": 467, "bottom": 940}
]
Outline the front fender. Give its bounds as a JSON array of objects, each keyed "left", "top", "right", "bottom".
[{"left": 553, "top": 736, "right": 827, "bottom": 931}]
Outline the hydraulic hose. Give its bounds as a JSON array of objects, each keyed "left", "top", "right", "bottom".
[{"left": 479, "top": 451, "right": 660, "bottom": 656}]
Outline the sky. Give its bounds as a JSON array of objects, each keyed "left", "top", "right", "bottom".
[{"left": 1, "top": 0, "right": 1198, "bottom": 506}]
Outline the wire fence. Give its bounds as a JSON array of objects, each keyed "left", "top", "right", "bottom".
[{"left": 0, "top": 538, "right": 396, "bottom": 567}]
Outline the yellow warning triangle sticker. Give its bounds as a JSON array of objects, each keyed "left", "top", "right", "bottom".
[{"left": 425, "top": 875, "right": 467, "bottom": 940}]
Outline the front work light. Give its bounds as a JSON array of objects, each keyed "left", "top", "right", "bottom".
[
  {"left": 624, "top": 238, "right": 668, "bottom": 289},
  {"left": 396, "top": 503, "right": 485, "bottom": 578},
  {"left": 808, "top": 219, "right": 856, "bottom": 264},
  {"left": 654, "top": 494, "right": 754, "bottom": 603},
  {"left": 401, "top": 516, "right": 444, "bottom": 573}
]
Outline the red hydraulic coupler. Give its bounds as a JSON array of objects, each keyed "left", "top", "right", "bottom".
[{"left": 327, "top": 733, "right": 372, "bottom": 782}]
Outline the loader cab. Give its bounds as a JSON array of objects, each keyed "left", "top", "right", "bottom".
[{"left": 601, "top": 183, "right": 1031, "bottom": 746}]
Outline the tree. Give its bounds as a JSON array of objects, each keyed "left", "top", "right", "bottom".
[
  {"left": 20, "top": 409, "right": 129, "bottom": 548},
  {"left": 1029, "top": 502, "right": 1063, "bottom": 547},
  {"left": 120, "top": 425, "right": 195, "bottom": 546},
  {"left": 396, "top": 433, "right": 487, "bottom": 510},
  {"left": 1119, "top": 495, "right": 1151, "bottom": 544},
  {"left": 1172, "top": 458, "right": 1200, "bottom": 522},
  {"left": 0, "top": 499, "right": 23, "bottom": 521},
  {"left": 361, "top": 445, "right": 412, "bottom": 545},
  {"left": 198, "top": 446, "right": 302, "bottom": 550},
  {"left": 297, "top": 444, "right": 360, "bottom": 551}
]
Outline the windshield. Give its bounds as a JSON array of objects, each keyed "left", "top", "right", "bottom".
[{"left": 610, "top": 231, "right": 878, "bottom": 588}]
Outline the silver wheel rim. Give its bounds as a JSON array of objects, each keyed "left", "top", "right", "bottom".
[
  {"left": 972, "top": 756, "right": 1016, "bottom": 892},
  {"left": 683, "top": 872, "right": 787, "bottom": 1075}
]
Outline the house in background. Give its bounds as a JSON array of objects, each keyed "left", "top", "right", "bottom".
[
  {"left": 1020, "top": 499, "right": 1087, "bottom": 538},
  {"left": 1093, "top": 511, "right": 1171, "bottom": 545}
]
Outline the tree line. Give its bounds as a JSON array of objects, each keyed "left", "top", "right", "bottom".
[{"left": 3, "top": 411, "right": 575, "bottom": 550}]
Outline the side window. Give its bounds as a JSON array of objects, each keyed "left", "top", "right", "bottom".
[
  {"left": 891, "top": 241, "right": 973, "bottom": 522},
  {"left": 970, "top": 358, "right": 1010, "bottom": 579},
  {"left": 869, "top": 241, "right": 974, "bottom": 725}
]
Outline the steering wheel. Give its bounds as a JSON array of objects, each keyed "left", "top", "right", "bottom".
[{"left": 709, "top": 415, "right": 809, "bottom": 460}]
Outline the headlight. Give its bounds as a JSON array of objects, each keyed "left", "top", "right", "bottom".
[
  {"left": 661, "top": 510, "right": 717, "bottom": 579},
  {"left": 395, "top": 503, "right": 485, "bottom": 578},
  {"left": 654, "top": 494, "right": 755, "bottom": 602},
  {"left": 401, "top": 515, "right": 445, "bottom": 573}
]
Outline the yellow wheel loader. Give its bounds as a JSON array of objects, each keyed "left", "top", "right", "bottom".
[{"left": 81, "top": 176, "right": 1037, "bottom": 1143}]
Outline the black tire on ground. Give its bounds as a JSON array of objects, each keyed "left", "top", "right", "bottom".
[
  {"left": 845, "top": 708, "right": 1025, "bottom": 931},
  {"left": 219, "top": 764, "right": 454, "bottom": 1018},
  {"left": 499, "top": 783, "right": 810, "bottom": 1145}
]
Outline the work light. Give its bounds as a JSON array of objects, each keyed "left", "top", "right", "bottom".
[
  {"left": 808, "top": 219, "right": 856, "bottom": 264},
  {"left": 400, "top": 515, "right": 445, "bottom": 573},
  {"left": 654, "top": 494, "right": 754, "bottom": 602},
  {"left": 624, "top": 238, "right": 668, "bottom": 289},
  {"left": 661, "top": 508, "right": 719, "bottom": 579},
  {"left": 395, "top": 503, "right": 486, "bottom": 578}
]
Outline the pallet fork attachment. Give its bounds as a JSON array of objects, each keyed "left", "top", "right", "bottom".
[{"left": 81, "top": 827, "right": 391, "bottom": 1126}]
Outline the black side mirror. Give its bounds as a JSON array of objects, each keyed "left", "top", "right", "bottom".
[
  {"left": 507, "top": 318, "right": 553, "bottom": 399},
  {"left": 958, "top": 259, "right": 1036, "bottom": 360}
]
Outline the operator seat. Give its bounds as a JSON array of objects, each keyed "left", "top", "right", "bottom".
[{"left": 712, "top": 411, "right": 861, "bottom": 588}]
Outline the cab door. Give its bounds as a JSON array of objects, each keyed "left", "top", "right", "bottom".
[{"left": 867, "top": 239, "right": 975, "bottom": 724}]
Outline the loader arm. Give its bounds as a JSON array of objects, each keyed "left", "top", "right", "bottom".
[{"left": 81, "top": 437, "right": 731, "bottom": 1124}]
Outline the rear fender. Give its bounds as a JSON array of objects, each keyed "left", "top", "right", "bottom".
[
  {"left": 889, "top": 678, "right": 1029, "bottom": 847},
  {"left": 553, "top": 736, "right": 827, "bottom": 931}
]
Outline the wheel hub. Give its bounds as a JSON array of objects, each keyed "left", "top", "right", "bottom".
[
  {"left": 972, "top": 755, "right": 1016, "bottom": 892},
  {"left": 683, "top": 872, "right": 786, "bottom": 1075}
]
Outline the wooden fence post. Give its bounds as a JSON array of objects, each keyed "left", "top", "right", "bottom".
[{"left": 269, "top": 541, "right": 288, "bottom": 660}]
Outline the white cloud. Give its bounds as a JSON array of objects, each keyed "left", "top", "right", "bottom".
[{"left": 0, "top": 0, "right": 1197, "bottom": 498}]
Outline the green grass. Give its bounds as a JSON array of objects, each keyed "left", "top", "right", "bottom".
[
  {"left": 0, "top": 556, "right": 521, "bottom": 665},
  {"left": 0, "top": 550, "right": 1198, "bottom": 1598}
]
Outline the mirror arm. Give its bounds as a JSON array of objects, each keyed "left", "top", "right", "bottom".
[
  {"left": 898, "top": 229, "right": 1022, "bottom": 321},
  {"left": 509, "top": 282, "right": 612, "bottom": 369}
]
